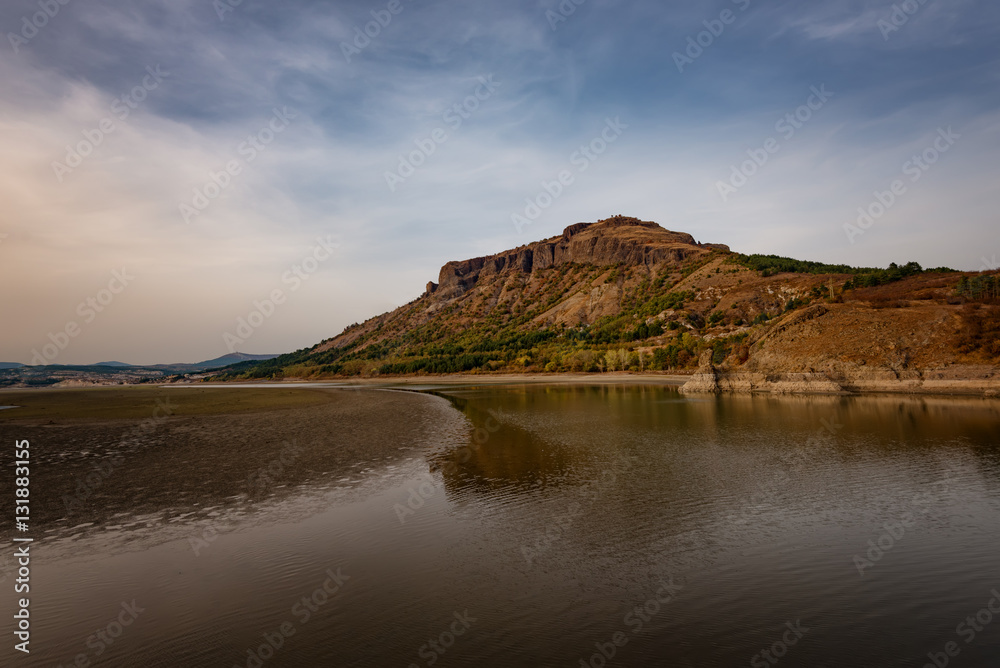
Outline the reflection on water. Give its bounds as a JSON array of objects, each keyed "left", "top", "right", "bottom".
[{"left": 3, "top": 385, "right": 1000, "bottom": 667}]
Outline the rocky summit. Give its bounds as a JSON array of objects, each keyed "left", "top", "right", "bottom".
[
  {"left": 223, "top": 216, "right": 1000, "bottom": 395},
  {"left": 428, "top": 216, "right": 727, "bottom": 302}
]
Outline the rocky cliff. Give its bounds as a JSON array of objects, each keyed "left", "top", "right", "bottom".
[
  {"left": 430, "top": 216, "right": 722, "bottom": 300},
  {"left": 233, "top": 216, "right": 999, "bottom": 396}
]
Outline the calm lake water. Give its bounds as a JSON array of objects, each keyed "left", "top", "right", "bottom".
[{"left": 5, "top": 385, "right": 1000, "bottom": 667}]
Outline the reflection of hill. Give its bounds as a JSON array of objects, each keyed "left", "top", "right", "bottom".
[
  {"left": 428, "top": 391, "right": 577, "bottom": 497},
  {"left": 426, "top": 385, "right": 1000, "bottom": 505}
]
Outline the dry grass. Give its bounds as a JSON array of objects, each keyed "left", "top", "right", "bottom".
[
  {"left": 847, "top": 273, "right": 958, "bottom": 306},
  {"left": 955, "top": 304, "right": 1000, "bottom": 359}
]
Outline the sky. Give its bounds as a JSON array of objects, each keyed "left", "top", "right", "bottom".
[{"left": 1, "top": 0, "right": 998, "bottom": 365}]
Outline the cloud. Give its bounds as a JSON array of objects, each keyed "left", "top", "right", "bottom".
[{"left": 1, "top": 0, "right": 998, "bottom": 363}]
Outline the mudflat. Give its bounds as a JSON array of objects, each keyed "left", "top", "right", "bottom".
[
  {"left": 0, "top": 386, "right": 336, "bottom": 421},
  {"left": 0, "top": 387, "right": 467, "bottom": 543}
]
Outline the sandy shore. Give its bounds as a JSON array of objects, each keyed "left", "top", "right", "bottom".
[{"left": 195, "top": 372, "right": 692, "bottom": 388}]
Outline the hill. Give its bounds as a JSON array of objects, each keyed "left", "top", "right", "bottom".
[
  {"left": 0, "top": 353, "right": 280, "bottom": 388},
  {"left": 219, "top": 216, "right": 1000, "bottom": 395},
  {"left": 189, "top": 352, "right": 279, "bottom": 370}
]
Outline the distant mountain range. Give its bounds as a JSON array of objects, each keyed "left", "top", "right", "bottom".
[
  {"left": 91, "top": 352, "right": 280, "bottom": 371},
  {"left": 0, "top": 352, "right": 280, "bottom": 386}
]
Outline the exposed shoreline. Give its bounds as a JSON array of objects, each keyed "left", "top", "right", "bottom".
[
  {"left": 6, "top": 369, "right": 1000, "bottom": 398},
  {"left": 678, "top": 365, "right": 1000, "bottom": 398},
  {"left": 188, "top": 370, "right": 1000, "bottom": 398}
]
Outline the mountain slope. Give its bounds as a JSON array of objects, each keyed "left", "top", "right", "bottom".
[
  {"left": 190, "top": 352, "right": 279, "bottom": 370},
  {"left": 222, "top": 216, "right": 1000, "bottom": 393}
]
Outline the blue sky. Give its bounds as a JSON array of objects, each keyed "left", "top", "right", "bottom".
[{"left": 1, "top": 0, "right": 998, "bottom": 363}]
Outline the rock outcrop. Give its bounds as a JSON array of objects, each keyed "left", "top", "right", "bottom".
[
  {"left": 434, "top": 216, "right": 718, "bottom": 301},
  {"left": 680, "top": 350, "right": 721, "bottom": 394}
]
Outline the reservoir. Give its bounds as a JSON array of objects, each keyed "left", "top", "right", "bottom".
[{"left": 2, "top": 384, "right": 999, "bottom": 666}]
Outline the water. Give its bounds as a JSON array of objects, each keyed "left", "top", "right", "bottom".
[{"left": 4, "top": 385, "right": 1000, "bottom": 667}]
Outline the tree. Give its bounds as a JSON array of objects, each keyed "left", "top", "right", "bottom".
[{"left": 604, "top": 350, "right": 618, "bottom": 372}]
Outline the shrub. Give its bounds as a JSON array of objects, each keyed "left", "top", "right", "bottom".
[{"left": 955, "top": 304, "right": 1000, "bottom": 358}]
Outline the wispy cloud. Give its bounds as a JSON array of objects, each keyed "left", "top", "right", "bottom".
[{"left": 1, "top": 0, "right": 998, "bottom": 363}]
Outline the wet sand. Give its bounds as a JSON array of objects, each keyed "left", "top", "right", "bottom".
[
  {"left": 0, "top": 387, "right": 469, "bottom": 546},
  {"left": 0, "top": 386, "right": 335, "bottom": 421}
]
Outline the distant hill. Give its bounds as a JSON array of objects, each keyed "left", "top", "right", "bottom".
[
  {"left": 190, "top": 353, "right": 280, "bottom": 370},
  {"left": 216, "top": 214, "right": 999, "bottom": 394},
  {"left": 17, "top": 354, "right": 279, "bottom": 372}
]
